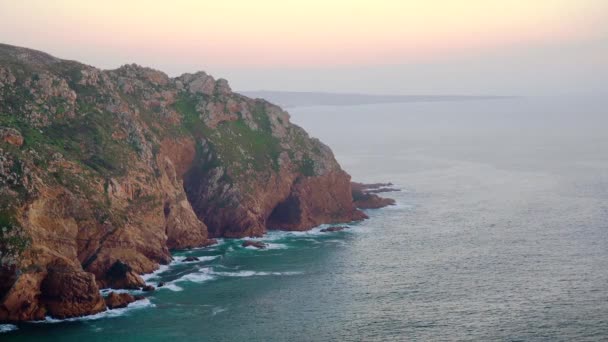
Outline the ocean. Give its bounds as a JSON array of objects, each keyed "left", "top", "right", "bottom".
[{"left": 3, "top": 95, "right": 608, "bottom": 341}]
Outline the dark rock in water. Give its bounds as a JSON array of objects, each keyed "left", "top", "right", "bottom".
[
  {"left": 183, "top": 256, "right": 199, "bottom": 262},
  {"left": 242, "top": 241, "right": 267, "bottom": 249},
  {"left": 157, "top": 282, "right": 166, "bottom": 288},
  {"left": 141, "top": 285, "right": 155, "bottom": 292},
  {"left": 351, "top": 182, "right": 397, "bottom": 209},
  {"left": 104, "top": 292, "right": 136, "bottom": 310},
  {"left": 352, "top": 182, "right": 393, "bottom": 190},
  {"left": 320, "top": 226, "right": 349, "bottom": 232},
  {"left": 366, "top": 187, "right": 401, "bottom": 194},
  {"left": 134, "top": 295, "right": 145, "bottom": 301}
]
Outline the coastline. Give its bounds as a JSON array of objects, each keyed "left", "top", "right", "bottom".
[{"left": 1, "top": 202, "right": 396, "bottom": 332}]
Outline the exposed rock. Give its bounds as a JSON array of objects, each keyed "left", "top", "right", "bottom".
[
  {"left": 104, "top": 292, "right": 135, "bottom": 309},
  {"left": 0, "top": 43, "right": 376, "bottom": 322},
  {"left": 242, "top": 241, "right": 267, "bottom": 249},
  {"left": 157, "top": 282, "right": 165, "bottom": 288},
  {"left": 0, "top": 127, "right": 24, "bottom": 147},
  {"left": 39, "top": 266, "right": 106, "bottom": 319},
  {"left": 183, "top": 256, "right": 199, "bottom": 262},
  {"left": 352, "top": 182, "right": 397, "bottom": 209},
  {"left": 320, "top": 226, "right": 349, "bottom": 233},
  {"left": 141, "top": 285, "right": 155, "bottom": 292},
  {"left": 0, "top": 272, "right": 47, "bottom": 322},
  {"left": 266, "top": 171, "right": 368, "bottom": 231},
  {"left": 102, "top": 261, "right": 146, "bottom": 289},
  {"left": 181, "top": 72, "right": 216, "bottom": 95}
]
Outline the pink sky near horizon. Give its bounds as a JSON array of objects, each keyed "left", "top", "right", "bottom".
[
  {"left": 0, "top": 0, "right": 606, "bottom": 68},
  {"left": 0, "top": 0, "right": 606, "bottom": 94}
]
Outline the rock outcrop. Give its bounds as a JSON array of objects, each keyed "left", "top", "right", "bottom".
[
  {"left": 104, "top": 292, "right": 136, "bottom": 309},
  {"left": 0, "top": 43, "right": 369, "bottom": 322},
  {"left": 351, "top": 182, "right": 397, "bottom": 209}
]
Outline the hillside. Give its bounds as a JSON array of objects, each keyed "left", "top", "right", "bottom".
[{"left": 0, "top": 44, "right": 367, "bottom": 321}]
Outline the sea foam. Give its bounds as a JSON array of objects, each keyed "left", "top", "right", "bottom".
[
  {"left": 33, "top": 299, "right": 155, "bottom": 324},
  {"left": 0, "top": 324, "right": 18, "bottom": 333}
]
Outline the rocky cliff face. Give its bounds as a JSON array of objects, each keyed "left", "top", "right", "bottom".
[{"left": 0, "top": 44, "right": 366, "bottom": 321}]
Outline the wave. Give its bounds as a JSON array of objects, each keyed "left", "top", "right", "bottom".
[
  {"left": 0, "top": 324, "right": 18, "bottom": 333},
  {"left": 141, "top": 264, "right": 170, "bottom": 282},
  {"left": 211, "top": 306, "right": 227, "bottom": 316},
  {"left": 176, "top": 269, "right": 215, "bottom": 283},
  {"left": 258, "top": 226, "right": 334, "bottom": 241},
  {"left": 157, "top": 283, "right": 183, "bottom": 292},
  {"left": 242, "top": 242, "right": 288, "bottom": 250},
  {"left": 99, "top": 288, "right": 142, "bottom": 295},
  {"left": 32, "top": 299, "right": 155, "bottom": 324},
  {"left": 210, "top": 270, "right": 302, "bottom": 277},
  {"left": 141, "top": 255, "right": 220, "bottom": 284},
  {"left": 153, "top": 267, "right": 214, "bottom": 291},
  {"left": 172, "top": 255, "right": 220, "bottom": 263}
]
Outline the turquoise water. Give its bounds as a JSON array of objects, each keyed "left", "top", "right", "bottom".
[{"left": 3, "top": 96, "right": 608, "bottom": 340}]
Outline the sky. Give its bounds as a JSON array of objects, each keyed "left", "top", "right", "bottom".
[{"left": 0, "top": 0, "right": 606, "bottom": 95}]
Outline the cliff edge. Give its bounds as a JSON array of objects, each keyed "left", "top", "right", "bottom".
[{"left": 0, "top": 44, "right": 370, "bottom": 321}]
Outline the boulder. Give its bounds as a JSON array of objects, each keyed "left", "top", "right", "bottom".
[
  {"left": 141, "top": 285, "right": 155, "bottom": 292},
  {"left": 183, "top": 256, "right": 199, "bottom": 262},
  {"left": 39, "top": 268, "right": 106, "bottom": 319},
  {"left": 104, "top": 292, "right": 135, "bottom": 309}
]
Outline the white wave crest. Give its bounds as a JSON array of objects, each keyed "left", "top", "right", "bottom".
[
  {"left": 33, "top": 299, "right": 155, "bottom": 324},
  {"left": 157, "top": 283, "right": 183, "bottom": 292},
  {"left": 172, "top": 255, "right": 219, "bottom": 263},
  {"left": 210, "top": 270, "right": 302, "bottom": 277},
  {"left": 0, "top": 324, "right": 18, "bottom": 333},
  {"left": 141, "top": 264, "right": 170, "bottom": 282}
]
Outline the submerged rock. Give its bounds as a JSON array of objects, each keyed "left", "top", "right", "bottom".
[
  {"left": 242, "top": 241, "right": 267, "bottom": 249},
  {"left": 183, "top": 256, "right": 199, "bottom": 262},
  {"left": 320, "top": 226, "right": 349, "bottom": 233}
]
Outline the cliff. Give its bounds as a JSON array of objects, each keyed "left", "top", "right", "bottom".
[{"left": 0, "top": 44, "right": 367, "bottom": 321}]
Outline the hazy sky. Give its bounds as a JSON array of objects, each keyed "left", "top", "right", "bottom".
[{"left": 0, "top": 0, "right": 606, "bottom": 95}]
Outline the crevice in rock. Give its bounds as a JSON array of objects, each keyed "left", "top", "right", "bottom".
[
  {"left": 266, "top": 194, "right": 302, "bottom": 229},
  {"left": 0, "top": 265, "right": 18, "bottom": 302}
]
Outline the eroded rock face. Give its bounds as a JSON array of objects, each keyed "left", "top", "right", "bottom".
[
  {"left": 0, "top": 43, "right": 368, "bottom": 322},
  {"left": 104, "top": 292, "right": 135, "bottom": 309},
  {"left": 100, "top": 261, "right": 146, "bottom": 289},
  {"left": 40, "top": 266, "right": 106, "bottom": 319}
]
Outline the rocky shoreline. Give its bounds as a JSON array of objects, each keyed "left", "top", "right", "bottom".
[{"left": 0, "top": 44, "right": 395, "bottom": 322}]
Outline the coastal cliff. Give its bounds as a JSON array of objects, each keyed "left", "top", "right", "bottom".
[{"left": 0, "top": 44, "right": 373, "bottom": 321}]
